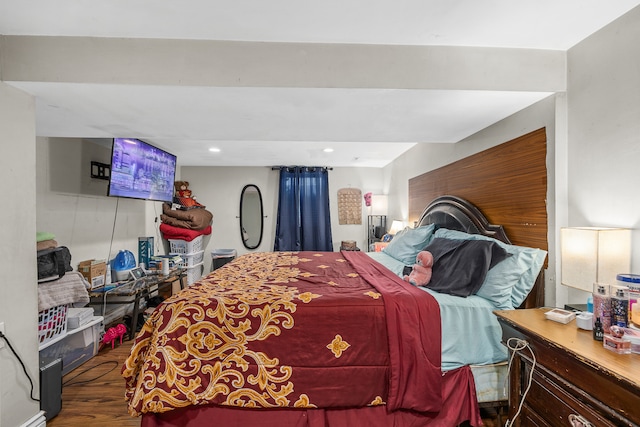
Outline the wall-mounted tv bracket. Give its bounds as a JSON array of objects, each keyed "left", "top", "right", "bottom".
[{"left": 91, "top": 161, "right": 111, "bottom": 180}]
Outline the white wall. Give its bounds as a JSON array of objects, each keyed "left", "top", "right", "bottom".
[
  {"left": 181, "top": 166, "right": 385, "bottom": 270},
  {"left": 36, "top": 137, "right": 164, "bottom": 268},
  {"left": 0, "top": 83, "right": 40, "bottom": 427},
  {"left": 565, "top": 6, "right": 640, "bottom": 303}
]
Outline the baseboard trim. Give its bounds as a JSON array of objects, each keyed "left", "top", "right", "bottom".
[{"left": 20, "top": 411, "right": 46, "bottom": 427}]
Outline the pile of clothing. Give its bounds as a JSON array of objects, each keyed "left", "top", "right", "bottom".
[
  {"left": 160, "top": 198, "right": 213, "bottom": 243},
  {"left": 36, "top": 231, "right": 90, "bottom": 313}
]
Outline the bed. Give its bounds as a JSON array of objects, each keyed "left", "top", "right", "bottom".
[{"left": 122, "top": 195, "right": 547, "bottom": 427}]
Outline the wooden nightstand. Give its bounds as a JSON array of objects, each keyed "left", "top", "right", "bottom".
[{"left": 495, "top": 308, "right": 640, "bottom": 426}]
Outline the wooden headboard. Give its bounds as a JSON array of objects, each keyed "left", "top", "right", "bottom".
[
  {"left": 417, "top": 195, "right": 544, "bottom": 308},
  {"left": 409, "top": 128, "right": 548, "bottom": 308},
  {"left": 408, "top": 128, "right": 548, "bottom": 255}
]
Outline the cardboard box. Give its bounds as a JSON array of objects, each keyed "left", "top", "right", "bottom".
[{"left": 78, "top": 259, "right": 107, "bottom": 289}]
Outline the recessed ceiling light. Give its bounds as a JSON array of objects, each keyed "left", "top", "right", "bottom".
[
  {"left": 323, "top": 148, "right": 334, "bottom": 153},
  {"left": 209, "top": 147, "right": 221, "bottom": 153}
]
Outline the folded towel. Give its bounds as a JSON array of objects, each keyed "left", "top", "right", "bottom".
[
  {"left": 37, "top": 231, "right": 56, "bottom": 242},
  {"left": 160, "top": 222, "right": 211, "bottom": 242},
  {"left": 37, "top": 239, "right": 59, "bottom": 251},
  {"left": 38, "top": 271, "right": 90, "bottom": 312},
  {"left": 161, "top": 203, "right": 213, "bottom": 230}
]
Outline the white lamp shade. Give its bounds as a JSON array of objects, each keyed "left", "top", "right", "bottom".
[
  {"left": 370, "top": 194, "right": 388, "bottom": 215},
  {"left": 560, "top": 227, "right": 631, "bottom": 292},
  {"left": 388, "top": 220, "right": 404, "bottom": 235}
]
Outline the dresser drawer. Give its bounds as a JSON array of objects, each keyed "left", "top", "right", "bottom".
[
  {"left": 520, "top": 407, "right": 552, "bottom": 427},
  {"left": 519, "top": 361, "right": 620, "bottom": 426},
  {"left": 498, "top": 310, "right": 640, "bottom": 426},
  {"left": 497, "top": 309, "right": 640, "bottom": 426}
]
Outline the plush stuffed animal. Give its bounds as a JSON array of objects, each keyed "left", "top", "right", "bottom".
[
  {"left": 174, "top": 181, "right": 193, "bottom": 198},
  {"left": 173, "top": 180, "right": 205, "bottom": 208},
  {"left": 364, "top": 192, "right": 372, "bottom": 207},
  {"left": 403, "top": 250, "right": 434, "bottom": 287}
]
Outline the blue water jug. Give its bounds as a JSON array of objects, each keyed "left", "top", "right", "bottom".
[{"left": 113, "top": 250, "right": 136, "bottom": 271}]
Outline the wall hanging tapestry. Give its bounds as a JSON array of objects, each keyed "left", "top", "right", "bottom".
[{"left": 337, "top": 188, "right": 362, "bottom": 225}]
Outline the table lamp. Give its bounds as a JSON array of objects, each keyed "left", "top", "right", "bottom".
[
  {"left": 382, "top": 220, "right": 404, "bottom": 242},
  {"left": 560, "top": 227, "right": 631, "bottom": 292}
]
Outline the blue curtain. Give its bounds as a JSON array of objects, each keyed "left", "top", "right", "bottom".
[{"left": 274, "top": 167, "right": 333, "bottom": 251}]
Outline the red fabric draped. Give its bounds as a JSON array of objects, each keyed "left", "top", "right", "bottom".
[
  {"left": 342, "top": 251, "right": 442, "bottom": 412},
  {"left": 141, "top": 366, "right": 481, "bottom": 427}
]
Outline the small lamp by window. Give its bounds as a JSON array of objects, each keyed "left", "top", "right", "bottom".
[
  {"left": 382, "top": 220, "right": 404, "bottom": 242},
  {"left": 560, "top": 227, "right": 631, "bottom": 292},
  {"left": 388, "top": 220, "right": 404, "bottom": 235}
]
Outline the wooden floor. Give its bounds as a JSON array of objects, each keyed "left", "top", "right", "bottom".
[
  {"left": 47, "top": 342, "right": 501, "bottom": 427},
  {"left": 47, "top": 342, "right": 140, "bottom": 427}
]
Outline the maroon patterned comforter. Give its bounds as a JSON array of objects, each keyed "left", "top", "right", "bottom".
[{"left": 123, "top": 251, "right": 443, "bottom": 417}]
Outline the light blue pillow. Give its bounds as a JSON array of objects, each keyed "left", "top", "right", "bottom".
[
  {"left": 433, "top": 228, "right": 547, "bottom": 309},
  {"left": 382, "top": 224, "right": 436, "bottom": 265}
]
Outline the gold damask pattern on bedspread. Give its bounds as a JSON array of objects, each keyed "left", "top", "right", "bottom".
[{"left": 123, "top": 251, "right": 392, "bottom": 416}]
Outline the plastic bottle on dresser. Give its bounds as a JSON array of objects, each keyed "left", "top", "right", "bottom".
[
  {"left": 105, "top": 261, "right": 112, "bottom": 284},
  {"left": 617, "top": 274, "right": 640, "bottom": 329},
  {"left": 593, "top": 317, "right": 604, "bottom": 341},
  {"left": 611, "top": 285, "right": 629, "bottom": 327},
  {"left": 592, "top": 283, "right": 612, "bottom": 333}
]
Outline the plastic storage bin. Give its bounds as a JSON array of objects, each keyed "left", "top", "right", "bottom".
[
  {"left": 90, "top": 300, "right": 134, "bottom": 326},
  {"left": 39, "top": 316, "right": 104, "bottom": 376},
  {"left": 169, "top": 235, "right": 203, "bottom": 255},
  {"left": 185, "top": 263, "right": 203, "bottom": 285},
  {"left": 211, "top": 249, "right": 237, "bottom": 272},
  {"left": 171, "top": 250, "right": 205, "bottom": 268},
  {"left": 38, "top": 304, "right": 68, "bottom": 346}
]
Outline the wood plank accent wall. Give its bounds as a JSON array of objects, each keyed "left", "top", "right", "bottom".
[{"left": 409, "top": 127, "right": 548, "bottom": 255}]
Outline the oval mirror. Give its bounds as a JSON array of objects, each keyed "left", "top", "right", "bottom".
[{"left": 240, "top": 184, "right": 264, "bottom": 249}]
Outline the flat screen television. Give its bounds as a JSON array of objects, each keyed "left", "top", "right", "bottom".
[{"left": 107, "top": 138, "right": 177, "bottom": 203}]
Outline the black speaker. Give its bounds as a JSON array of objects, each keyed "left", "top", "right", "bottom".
[{"left": 39, "top": 356, "right": 62, "bottom": 420}]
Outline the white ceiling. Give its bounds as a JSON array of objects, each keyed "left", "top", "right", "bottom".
[{"left": 2, "top": 0, "right": 639, "bottom": 167}]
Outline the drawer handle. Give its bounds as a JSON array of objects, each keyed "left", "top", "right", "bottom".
[{"left": 569, "top": 414, "right": 594, "bottom": 427}]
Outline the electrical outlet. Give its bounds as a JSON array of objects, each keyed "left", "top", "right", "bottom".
[{"left": 0, "top": 322, "right": 4, "bottom": 349}]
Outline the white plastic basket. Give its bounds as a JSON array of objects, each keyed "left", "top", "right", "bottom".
[
  {"left": 185, "top": 263, "right": 203, "bottom": 285},
  {"left": 169, "top": 235, "right": 203, "bottom": 255},
  {"left": 171, "top": 250, "right": 205, "bottom": 268},
  {"left": 38, "top": 304, "right": 68, "bottom": 346}
]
